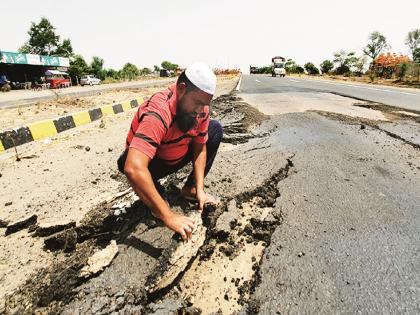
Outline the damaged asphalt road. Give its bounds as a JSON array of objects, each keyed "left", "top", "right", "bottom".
[{"left": 3, "top": 75, "right": 420, "bottom": 314}]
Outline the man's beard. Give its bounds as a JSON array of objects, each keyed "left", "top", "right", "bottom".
[{"left": 175, "top": 103, "right": 197, "bottom": 133}]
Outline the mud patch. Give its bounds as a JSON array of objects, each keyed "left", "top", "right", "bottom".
[
  {"left": 211, "top": 94, "right": 267, "bottom": 144},
  {"left": 148, "top": 161, "right": 294, "bottom": 315}
]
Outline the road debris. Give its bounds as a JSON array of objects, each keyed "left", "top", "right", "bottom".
[
  {"left": 31, "top": 219, "right": 76, "bottom": 237},
  {"left": 5, "top": 214, "right": 38, "bottom": 235},
  {"left": 80, "top": 240, "right": 119, "bottom": 278}
]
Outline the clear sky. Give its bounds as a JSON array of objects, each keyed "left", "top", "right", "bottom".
[{"left": 2, "top": 0, "right": 419, "bottom": 73}]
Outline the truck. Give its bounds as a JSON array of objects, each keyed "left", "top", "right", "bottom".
[{"left": 271, "top": 56, "right": 286, "bottom": 77}]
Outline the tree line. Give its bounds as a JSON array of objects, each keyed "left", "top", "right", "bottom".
[
  {"left": 254, "top": 29, "right": 420, "bottom": 82},
  {"left": 18, "top": 17, "right": 180, "bottom": 83}
]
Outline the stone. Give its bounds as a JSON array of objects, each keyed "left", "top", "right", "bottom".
[{"left": 80, "top": 240, "right": 119, "bottom": 278}]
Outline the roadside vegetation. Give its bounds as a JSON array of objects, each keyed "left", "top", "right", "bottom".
[
  {"left": 253, "top": 29, "right": 420, "bottom": 88},
  {"left": 17, "top": 17, "right": 239, "bottom": 85}
]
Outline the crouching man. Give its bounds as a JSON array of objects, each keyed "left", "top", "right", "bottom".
[{"left": 118, "top": 63, "right": 223, "bottom": 241}]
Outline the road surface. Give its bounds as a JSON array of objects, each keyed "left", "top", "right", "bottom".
[{"left": 240, "top": 74, "right": 420, "bottom": 112}]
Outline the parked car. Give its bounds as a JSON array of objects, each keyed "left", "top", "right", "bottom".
[
  {"left": 159, "top": 69, "right": 170, "bottom": 77},
  {"left": 80, "top": 75, "right": 101, "bottom": 86}
]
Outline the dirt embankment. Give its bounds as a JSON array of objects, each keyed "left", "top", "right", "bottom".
[{"left": 2, "top": 91, "right": 293, "bottom": 315}]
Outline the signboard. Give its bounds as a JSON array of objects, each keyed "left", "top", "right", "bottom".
[
  {"left": 0, "top": 51, "right": 69, "bottom": 67},
  {"left": 40, "top": 55, "right": 60, "bottom": 66},
  {"left": 26, "top": 53, "right": 42, "bottom": 65},
  {"left": 58, "top": 57, "right": 70, "bottom": 67},
  {"left": 0, "top": 51, "right": 28, "bottom": 64}
]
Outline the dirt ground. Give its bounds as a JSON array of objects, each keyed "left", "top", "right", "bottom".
[{"left": 0, "top": 76, "right": 240, "bottom": 311}]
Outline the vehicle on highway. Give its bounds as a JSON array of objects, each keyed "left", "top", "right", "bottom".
[
  {"left": 80, "top": 75, "right": 101, "bottom": 86},
  {"left": 250, "top": 66, "right": 258, "bottom": 74},
  {"left": 272, "top": 56, "right": 286, "bottom": 77}
]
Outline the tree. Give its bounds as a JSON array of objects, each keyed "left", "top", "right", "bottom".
[
  {"left": 120, "top": 63, "right": 139, "bottom": 80},
  {"left": 68, "top": 55, "right": 89, "bottom": 83},
  {"left": 320, "top": 60, "right": 334, "bottom": 74},
  {"left": 354, "top": 56, "right": 368, "bottom": 76},
  {"left": 333, "top": 51, "right": 357, "bottom": 75},
  {"left": 140, "top": 67, "right": 152, "bottom": 76},
  {"left": 363, "top": 31, "right": 389, "bottom": 62},
  {"left": 19, "top": 17, "right": 60, "bottom": 55},
  {"left": 295, "top": 65, "right": 305, "bottom": 74},
  {"left": 414, "top": 48, "right": 420, "bottom": 63},
  {"left": 161, "top": 61, "right": 179, "bottom": 71},
  {"left": 54, "top": 38, "right": 73, "bottom": 57},
  {"left": 405, "top": 28, "right": 420, "bottom": 60},
  {"left": 90, "top": 56, "right": 105, "bottom": 79},
  {"left": 397, "top": 63, "right": 409, "bottom": 81},
  {"left": 19, "top": 17, "right": 74, "bottom": 57},
  {"left": 153, "top": 65, "right": 161, "bottom": 72},
  {"left": 375, "top": 53, "right": 410, "bottom": 78},
  {"left": 285, "top": 59, "right": 304, "bottom": 74},
  {"left": 304, "top": 62, "right": 320, "bottom": 75},
  {"left": 105, "top": 68, "right": 119, "bottom": 79}
]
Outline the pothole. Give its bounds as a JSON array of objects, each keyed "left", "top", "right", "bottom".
[
  {"left": 145, "top": 161, "right": 294, "bottom": 314},
  {"left": 166, "top": 200, "right": 277, "bottom": 314}
]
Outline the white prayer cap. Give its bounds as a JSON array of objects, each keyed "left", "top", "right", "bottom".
[{"left": 185, "top": 62, "right": 216, "bottom": 95}]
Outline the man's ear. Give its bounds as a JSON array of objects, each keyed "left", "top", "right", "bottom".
[{"left": 176, "top": 82, "right": 187, "bottom": 98}]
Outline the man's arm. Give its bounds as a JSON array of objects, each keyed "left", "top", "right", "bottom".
[
  {"left": 124, "top": 148, "right": 196, "bottom": 240},
  {"left": 191, "top": 142, "right": 207, "bottom": 210}
]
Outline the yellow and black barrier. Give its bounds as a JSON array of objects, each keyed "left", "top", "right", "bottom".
[{"left": 0, "top": 98, "right": 144, "bottom": 153}]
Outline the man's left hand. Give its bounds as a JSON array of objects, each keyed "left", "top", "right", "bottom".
[
  {"left": 196, "top": 189, "right": 207, "bottom": 211},
  {"left": 196, "top": 189, "right": 219, "bottom": 211}
]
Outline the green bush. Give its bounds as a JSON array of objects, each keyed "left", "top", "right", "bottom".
[
  {"left": 304, "top": 62, "right": 320, "bottom": 75},
  {"left": 320, "top": 60, "right": 334, "bottom": 74}
]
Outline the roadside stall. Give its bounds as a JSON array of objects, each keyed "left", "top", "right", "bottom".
[{"left": 0, "top": 51, "right": 69, "bottom": 90}]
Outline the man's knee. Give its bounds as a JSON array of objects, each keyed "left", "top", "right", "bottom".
[{"left": 209, "top": 119, "right": 223, "bottom": 143}]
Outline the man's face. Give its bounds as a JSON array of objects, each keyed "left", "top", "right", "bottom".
[
  {"left": 176, "top": 83, "right": 213, "bottom": 132},
  {"left": 177, "top": 83, "right": 213, "bottom": 115}
]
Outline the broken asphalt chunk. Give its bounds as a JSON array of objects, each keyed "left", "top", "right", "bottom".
[
  {"left": 145, "top": 211, "right": 207, "bottom": 294},
  {"left": 44, "top": 228, "right": 77, "bottom": 252},
  {"left": 79, "top": 240, "right": 119, "bottom": 278},
  {"left": 32, "top": 220, "right": 76, "bottom": 237},
  {"left": 5, "top": 214, "right": 38, "bottom": 235}
]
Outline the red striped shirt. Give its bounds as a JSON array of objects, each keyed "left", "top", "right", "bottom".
[{"left": 125, "top": 84, "right": 209, "bottom": 164}]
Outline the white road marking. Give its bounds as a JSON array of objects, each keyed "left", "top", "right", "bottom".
[
  {"left": 255, "top": 79, "right": 261, "bottom": 83},
  {"left": 235, "top": 75, "right": 242, "bottom": 91},
  {"left": 289, "top": 79, "right": 300, "bottom": 82}
]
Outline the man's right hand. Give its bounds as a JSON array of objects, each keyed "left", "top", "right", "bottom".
[{"left": 162, "top": 212, "right": 197, "bottom": 241}]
